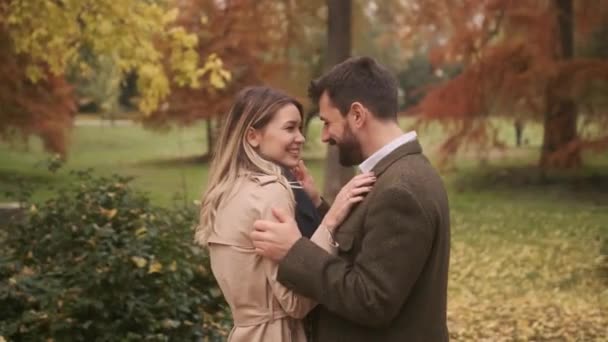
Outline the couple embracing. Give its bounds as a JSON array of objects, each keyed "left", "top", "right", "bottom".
[{"left": 195, "top": 56, "right": 450, "bottom": 342}]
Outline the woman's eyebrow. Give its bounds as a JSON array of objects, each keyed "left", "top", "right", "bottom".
[{"left": 283, "top": 119, "right": 301, "bottom": 126}]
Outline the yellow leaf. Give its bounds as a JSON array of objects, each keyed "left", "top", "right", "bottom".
[
  {"left": 183, "top": 33, "right": 198, "bottom": 48},
  {"left": 100, "top": 208, "right": 117, "bottom": 219},
  {"left": 148, "top": 261, "right": 163, "bottom": 274},
  {"left": 25, "top": 65, "right": 44, "bottom": 82},
  {"left": 162, "top": 318, "right": 180, "bottom": 329},
  {"left": 169, "top": 261, "right": 177, "bottom": 272},
  {"left": 131, "top": 256, "right": 147, "bottom": 268},
  {"left": 219, "top": 68, "right": 232, "bottom": 81},
  {"left": 209, "top": 73, "right": 226, "bottom": 89},
  {"left": 163, "top": 8, "right": 179, "bottom": 24},
  {"left": 135, "top": 227, "right": 147, "bottom": 237}
]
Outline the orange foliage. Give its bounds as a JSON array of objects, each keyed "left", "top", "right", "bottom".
[
  {"left": 396, "top": 0, "right": 608, "bottom": 167},
  {"left": 145, "top": 0, "right": 321, "bottom": 129},
  {"left": 0, "top": 29, "right": 76, "bottom": 157}
]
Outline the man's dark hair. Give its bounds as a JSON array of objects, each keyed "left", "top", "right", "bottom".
[{"left": 309, "top": 56, "right": 399, "bottom": 121}]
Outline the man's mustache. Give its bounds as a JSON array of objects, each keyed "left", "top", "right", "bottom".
[{"left": 328, "top": 138, "right": 337, "bottom": 146}]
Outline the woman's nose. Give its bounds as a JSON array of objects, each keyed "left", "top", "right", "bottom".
[{"left": 296, "top": 130, "right": 305, "bottom": 143}]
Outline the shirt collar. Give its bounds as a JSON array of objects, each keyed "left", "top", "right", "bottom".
[{"left": 358, "top": 131, "right": 418, "bottom": 173}]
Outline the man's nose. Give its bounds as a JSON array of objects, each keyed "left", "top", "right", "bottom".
[{"left": 321, "top": 127, "right": 330, "bottom": 143}]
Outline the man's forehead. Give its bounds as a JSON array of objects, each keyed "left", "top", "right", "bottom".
[{"left": 319, "top": 91, "right": 333, "bottom": 106}]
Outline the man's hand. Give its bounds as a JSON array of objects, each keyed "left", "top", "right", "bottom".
[{"left": 251, "top": 208, "right": 302, "bottom": 261}]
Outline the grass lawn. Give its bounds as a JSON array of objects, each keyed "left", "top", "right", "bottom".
[
  {"left": 1, "top": 117, "right": 607, "bottom": 340},
  {"left": 0, "top": 121, "right": 212, "bottom": 205}
]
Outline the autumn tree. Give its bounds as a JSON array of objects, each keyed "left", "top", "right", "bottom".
[
  {"left": 0, "top": 0, "right": 227, "bottom": 157},
  {"left": 0, "top": 28, "right": 75, "bottom": 155},
  {"left": 144, "top": 0, "right": 327, "bottom": 157},
  {"left": 388, "top": 0, "right": 608, "bottom": 169}
]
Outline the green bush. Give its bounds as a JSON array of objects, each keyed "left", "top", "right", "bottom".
[{"left": 0, "top": 170, "right": 230, "bottom": 341}]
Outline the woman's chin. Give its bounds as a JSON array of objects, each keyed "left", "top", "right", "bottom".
[{"left": 279, "top": 157, "right": 299, "bottom": 169}]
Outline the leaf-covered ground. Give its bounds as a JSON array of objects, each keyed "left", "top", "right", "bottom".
[{"left": 446, "top": 171, "right": 607, "bottom": 341}]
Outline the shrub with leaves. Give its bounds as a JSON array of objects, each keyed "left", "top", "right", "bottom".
[{"left": 0, "top": 170, "right": 230, "bottom": 341}]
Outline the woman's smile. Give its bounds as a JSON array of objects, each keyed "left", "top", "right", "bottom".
[{"left": 287, "top": 146, "right": 301, "bottom": 158}]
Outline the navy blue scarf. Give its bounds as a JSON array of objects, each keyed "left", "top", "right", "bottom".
[{"left": 283, "top": 169, "right": 321, "bottom": 238}]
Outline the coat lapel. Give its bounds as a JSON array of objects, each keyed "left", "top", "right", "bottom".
[{"left": 371, "top": 139, "right": 423, "bottom": 177}]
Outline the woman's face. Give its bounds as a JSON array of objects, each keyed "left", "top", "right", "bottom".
[{"left": 248, "top": 104, "right": 305, "bottom": 168}]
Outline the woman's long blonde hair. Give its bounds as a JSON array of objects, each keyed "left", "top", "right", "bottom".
[{"left": 195, "top": 86, "right": 303, "bottom": 246}]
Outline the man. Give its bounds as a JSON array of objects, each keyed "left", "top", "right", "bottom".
[{"left": 251, "top": 56, "right": 451, "bottom": 341}]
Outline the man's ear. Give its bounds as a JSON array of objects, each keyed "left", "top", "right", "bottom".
[
  {"left": 349, "top": 102, "right": 367, "bottom": 128},
  {"left": 246, "top": 127, "right": 261, "bottom": 148}
]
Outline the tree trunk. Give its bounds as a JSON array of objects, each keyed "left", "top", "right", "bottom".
[
  {"left": 323, "top": 0, "right": 354, "bottom": 202},
  {"left": 540, "top": 0, "right": 581, "bottom": 168},
  {"left": 206, "top": 118, "right": 215, "bottom": 157}
]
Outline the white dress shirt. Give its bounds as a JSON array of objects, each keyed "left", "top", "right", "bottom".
[{"left": 358, "top": 131, "right": 418, "bottom": 173}]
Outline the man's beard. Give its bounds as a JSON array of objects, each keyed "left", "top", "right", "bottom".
[{"left": 335, "top": 125, "right": 364, "bottom": 167}]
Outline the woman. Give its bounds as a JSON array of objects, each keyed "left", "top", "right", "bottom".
[{"left": 195, "top": 86, "right": 375, "bottom": 342}]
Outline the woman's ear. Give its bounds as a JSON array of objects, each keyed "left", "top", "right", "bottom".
[{"left": 246, "top": 127, "right": 261, "bottom": 148}]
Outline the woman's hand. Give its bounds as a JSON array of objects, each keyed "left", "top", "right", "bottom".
[
  {"left": 322, "top": 172, "right": 376, "bottom": 230},
  {"left": 291, "top": 160, "right": 322, "bottom": 207}
]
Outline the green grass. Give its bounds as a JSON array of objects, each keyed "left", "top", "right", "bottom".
[
  {"left": 1, "top": 117, "right": 607, "bottom": 340},
  {"left": 1, "top": 122, "right": 211, "bottom": 205}
]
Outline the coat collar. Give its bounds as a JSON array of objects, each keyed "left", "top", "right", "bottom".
[{"left": 371, "top": 139, "right": 423, "bottom": 177}]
